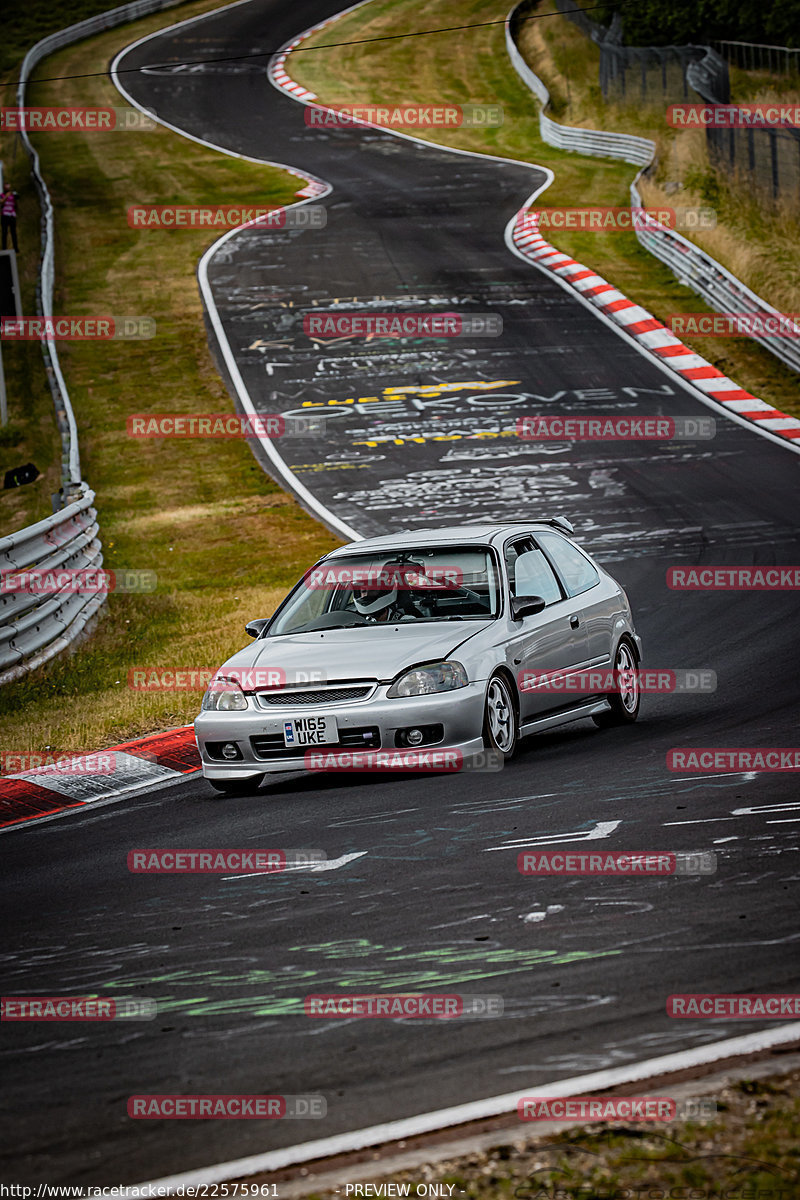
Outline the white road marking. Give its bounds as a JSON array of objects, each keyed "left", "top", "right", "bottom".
[
  {"left": 116, "top": 1023, "right": 800, "bottom": 1194},
  {"left": 484, "top": 820, "right": 621, "bottom": 852},
  {"left": 733, "top": 803, "right": 800, "bottom": 815},
  {"left": 663, "top": 818, "right": 739, "bottom": 826},
  {"left": 222, "top": 851, "right": 367, "bottom": 879},
  {"left": 666, "top": 801, "right": 800, "bottom": 828},
  {"left": 109, "top": 14, "right": 358, "bottom": 545}
]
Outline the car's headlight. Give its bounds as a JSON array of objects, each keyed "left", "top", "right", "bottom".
[
  {"left": 201, "top": 678, "right": 248, "bottom": 711},
  {"left": 387, "top": 660, "right": 468, "bottom": 698}
]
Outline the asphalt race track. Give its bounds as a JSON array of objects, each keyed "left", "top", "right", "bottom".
[{"left": 1, "top": 0, "right": 799, "bottom": 1186}]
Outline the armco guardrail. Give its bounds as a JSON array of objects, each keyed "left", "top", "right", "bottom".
[
  {"left": 3, "top": 0, "right": 182, "bottom": 684},
  {"left": 506, "top": 1, "right": 800, "bottom": 377},
  {"left": 16, "top": 0, "right": 183, "bottom": 490},
  {"left": 0, "top": 484, "right": 104, "bottom": 684},
  {"left": 628, "top": 179, "right": 800, "bottom": 375},
  {"left": 505, "top": 7, "right": 653, "bottom": 166}
]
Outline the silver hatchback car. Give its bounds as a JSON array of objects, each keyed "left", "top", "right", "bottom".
[{"left": 194, "top": 519, "right": 642, "bottom": 793}]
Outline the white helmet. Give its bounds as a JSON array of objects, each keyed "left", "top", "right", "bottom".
[{"left": 352, "top": 584, "right": 398, "bottom": 615}]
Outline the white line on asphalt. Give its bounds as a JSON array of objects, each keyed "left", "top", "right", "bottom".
[
  {"left": 733, "top": 802, "right": 800, "bottom": 815},
  {"left": 222, "top": 851, "right": 367, "bottom": 879},
  {"left": 665, "top": 801, "right": 800, "bottom": 827},
  {"left": 114, "top": 1022, "right": 800, "bottom": 1194},
  {"left": 484, "top": 819, "right": 621, "bottom": 851},
  {"left": 662, "top": 817, "right": 739, "bottom": 826},
  {"left": 109, "top": 18, "right": 358, "bottom": 544}
]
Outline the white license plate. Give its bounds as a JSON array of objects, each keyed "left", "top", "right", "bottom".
[{"left": 283, "top": 716, "right": 339, "bottom": 747}]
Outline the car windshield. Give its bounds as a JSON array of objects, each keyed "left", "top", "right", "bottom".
[{"left": 267, "top": 546, "right": 500, "bottom": 635}]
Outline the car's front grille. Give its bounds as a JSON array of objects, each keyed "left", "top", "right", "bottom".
[
  {"left": 250, "top": 726, "right": 381, "bottom": 760},
  {"left": 256, "top": 685, "right": 373, "bottom": 707}
]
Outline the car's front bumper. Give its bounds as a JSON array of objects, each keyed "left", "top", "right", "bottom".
[{"left": 194, "top": 682, "right": 488, "bottom": 779}]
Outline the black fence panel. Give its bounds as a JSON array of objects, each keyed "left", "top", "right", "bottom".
[{"left": 554, "top": 1, "right": 798, "bottom": 204}]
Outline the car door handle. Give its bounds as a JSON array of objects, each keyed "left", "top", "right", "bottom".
[{"left": 570, "top": 615, "right": 580, "bottom": 629}]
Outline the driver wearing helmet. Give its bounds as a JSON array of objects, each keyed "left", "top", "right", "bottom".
[
  {"left": 352, "top": 580, "right": 406, "bottom": 623},
  {"left": 352, "top": 563, "right": 423, "bottom": 623}
]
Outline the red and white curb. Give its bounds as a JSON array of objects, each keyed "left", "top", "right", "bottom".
[
  {"left": 0, "top": 726, "right": 199, "bottom": 830},
  {"left": 267, "top": 2, "right": 371, "bottom": 111},
  {"left": 271, "top": 38, "right": 317, "bottom": 102},
  {"left": 511, "top": 213, "right": 800, "bottom": 444},
  {"left": 268, "top": 11, "right": 800, "bottom": 451}
]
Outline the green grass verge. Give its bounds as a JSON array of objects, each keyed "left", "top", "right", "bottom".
[
  {"left": 2, "top": 0, "right": 168, "bottom": 80},
  {"left": 0, "top": 0, "right": 340, "bottom": 755},
  {"left": 1, "top": 118, "right": 67, "bottom": 533},
  {"left": 290, "top": 0, "right": 800, "bottom": 418}
]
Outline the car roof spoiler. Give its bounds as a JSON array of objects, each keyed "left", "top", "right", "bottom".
[
  {"left": 539, "top": 515, "right": 575, "bottom": 535},
  {"left": 501, "top": 516, "right": 575, "bottom": 535}
]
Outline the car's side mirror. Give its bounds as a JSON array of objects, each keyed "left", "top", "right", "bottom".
[
  {"left": 511, "top": 595, "right": 546, "bottom": 621},
  {"left": 245, "top": 618, "right": 270, "bottom": 638}
]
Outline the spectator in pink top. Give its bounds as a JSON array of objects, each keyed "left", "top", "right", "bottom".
[{"left": 2, "top": 185, "right": 19, "bottom": 252}]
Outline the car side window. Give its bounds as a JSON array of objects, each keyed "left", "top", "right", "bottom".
[
  {"left": 537, "top": 532, "right": 600, "bottom": 596},
  {"left": 514, "top": 550, "right": 562, "bottom": 605},
  {"left": 504, "top": 537, "right": 532, "bottom": 596},
  {"left": 505, "top": 538, "right": 562, "bottom": 606}
]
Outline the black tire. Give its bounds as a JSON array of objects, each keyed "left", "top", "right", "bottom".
[
  {"left": 482, "top": 672, "right": 519, "bottom": 757},
  {"left": 592, "top": 636, "right": 640, "bottom": 727},
  {"left": 208, "top": 775, "right": 265, "bottom": 796}
]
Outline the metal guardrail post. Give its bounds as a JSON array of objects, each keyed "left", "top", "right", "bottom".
[{"left": 1, "top": 0, "right": 184, "bottom": 684}]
